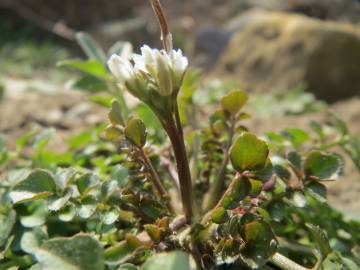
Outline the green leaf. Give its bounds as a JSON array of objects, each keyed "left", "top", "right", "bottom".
[
  {"left": 48, "top": 191, "right": 72, "bottom": 212},
  {"left": 9, "top": 169, "right": 56, "bottom": 204},
  {"left": 287, "top": 151, "right": 302, "bottom": 171},
  {"left": 265, "top": 132, "right": 286, "bottom": 144},
  {"left": 35, "top": 234, "right": 104, "bottom": 270},
  {"left": 53, "top": 168, "right": 77, "bottom": 190},
  {"left": 78, "top": 204, "right": 97, "bottom": 219},
  {"left": 220, "top": 90, "right": 248, "bottom": 115},
  {"left": 240, "top": 220, "right": 278, "bottom": 268},
  {"left": 306, "top": 181, "right": 327, "bottom": 202},
  {"left": 230, "top": 132, "right": 269, "bottom": 172},
  {"left": 249, "top": 179, "right": 263, "bottom": 196},
  {"left": 76, "top": 173, "right": 99, "bottom": 195},
  {"left": 57, "top": 59, "right": 108, "bottom": 78},
  {"left": 33, "top": 128, "right": 55, "bottom": 152},
  {"left": 144, "top": 224, "right": 162, "bottom": 242},
  {"left": 75, "top": 32, "right": 107, "bottom": 64},
  {"left": 117, "top": 263, "right": 137, "bottom": 270},
  {"left": 140, "top": 199, "right": 162, "bottom": 220},
  {"left": 105, "top": 126, "right": 123, "bottom": 141},
  {"left": 306, "top": 224, "right": 331, "bottom": 261},
  {"left": 305, "top": 151, "right": 343, "bottom": 180},
  {"left": 134, "top": 104, "right": 163, "bottom": 139},
  {"left": 104, "top": 241, "right": 133, "bottom": 265},
  {"left": 141, "top": 251, "right": 190, "bottom": 270},
  {"left": 0, "top": 208, "right": 15, "bottom": 247},
  {"left": 281, "top": 128, "right": 310, "bottom": 147},
  {"left": 124, "top": 118, "right": 147, "bottom": 147},
  {"left": 108, "top": 100, "right": 124, "bottom": 126},
  {"left": 72, "top": 75, "right": 109, "bottom": 93},
  {"left": 211, "top": 207, "right": 229, "bottom": 224},
  {"left": 58, "top": 205, "right": 76, "bottom": 222},
  {"left": 88, "top": 95, "right": 113, "bottom": 108},
  {"left": 322, "top": 253, "right": 359, "bottom": 270},
  {"left": 20, "top": 228, "right": 48, "bottom": 254},
  {"left": 20, "top": 203, "right": 48, "bottom": 227},
  {"left": 309, "top": 121, "right": 325, "bottom": 140},
  {"left": 101, "top": 209, "right": 120, "bottom": 225},
  {"left": 222, "top": 176, "right": 251, "bottom": 209}
]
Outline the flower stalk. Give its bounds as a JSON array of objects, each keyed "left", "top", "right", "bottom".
[{"left": 149, "top": 0, "right": 173, "bottom": 52}]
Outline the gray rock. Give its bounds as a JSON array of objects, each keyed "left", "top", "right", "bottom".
[{"left": 217, "top": 11, "right": 360, "bottom": 102}]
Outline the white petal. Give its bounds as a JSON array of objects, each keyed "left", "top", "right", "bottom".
[
  {"left": 155, "top": 53, "right": 173, "bottom": 96},
  {"left": 108, "top": 54, "right": 133, "bottom": 81},
  {"left": 141, "top": 45, "right": 155, "bottom": 64},
  {"left": 173, "top": 56, "right": 188, "bottom": 74},
  {"left": 133, "top": 54, "right": 146, "bottom": 72},
  {"left": 108, "top": 55, "right": 123, "bottom": 80}
]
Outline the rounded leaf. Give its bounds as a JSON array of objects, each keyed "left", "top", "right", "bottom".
[
  {"left": 9, "top": 169, "right": 56, "bottom": 204},
  {"left": 222, "top": 176, "right": 251, "bottom": 209},
  {"left": 221, "top": 90, "right": 248, "bottom": 115},
  {"left": 141, "top": 251, "right": 190, "bottom": 270},
  {"left": 35, "top": 234, "right": 104, "bottom": 270},
  {"left": 240, "top": 220, "right": 278, "bottom": 268},
  {"left": 230, "top": 132, "right": 269, "bottom": 172},
  {"left": 108, "top": 100, "right": 123, "bottom": 126},
  {"left": 305, "top": 151, "right": 343, "bottom": 180},
  {"left": 124, "top": 118, "right": 147, "bottom": 147},
  {"left": 105, "top": 126, "right": 123, "bottom": 141},
  {"left": 211, "top": 207, "right": 229, "bottom": 224}
]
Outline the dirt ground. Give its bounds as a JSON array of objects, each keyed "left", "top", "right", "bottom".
[{"left": 0, "top": 79, "right": 359, "bottom": 220}]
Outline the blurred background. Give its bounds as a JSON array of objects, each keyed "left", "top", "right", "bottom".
[{"left": 0, "top": 0, "right": 359, "bottom": 217}]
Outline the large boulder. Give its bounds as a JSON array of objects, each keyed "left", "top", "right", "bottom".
[{"left": 216, "top": 11, "right": 360, "bottom": 102}]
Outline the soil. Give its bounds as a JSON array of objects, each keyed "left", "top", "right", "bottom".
[{"left": 0, "top": 79, "right": 359, "bottom": 220}]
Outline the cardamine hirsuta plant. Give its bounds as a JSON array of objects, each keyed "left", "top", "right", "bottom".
[{"left": 1, "top": 1, "right": 360, "bottom": 270}]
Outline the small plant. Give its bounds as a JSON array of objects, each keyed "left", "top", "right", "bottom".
[{"left": 1, "top": 1, "right": 360, "bottom": 270}]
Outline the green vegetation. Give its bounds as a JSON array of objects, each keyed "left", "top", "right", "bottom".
[{"left": 1, "top": 1, "right": 360, "bottom": 270}]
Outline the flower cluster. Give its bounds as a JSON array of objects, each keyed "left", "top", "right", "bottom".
[{"left": 108, "top": 45, "right": 188, "bottom": 99}]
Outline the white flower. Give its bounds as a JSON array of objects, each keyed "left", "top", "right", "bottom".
[
  {"left": 107, "top": 45, "right": 188, "bottom": 97},
  {"left": 108, "top": 54, "right": 134, "bottom": 82}
]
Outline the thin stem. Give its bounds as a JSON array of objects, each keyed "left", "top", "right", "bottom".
[
  {"left": 269, "top": 252, "right": 308, "bottom": 270},
  {"left": 139, "top": 148, "right": 175, "bottom": 214},
  {"left": 201, "top": 174, "right": 239, "bottom": 224},
  {"left": 202, "top": 118, "right": 236, "bottom": 212},
  {"left": 174, "top": 101, "right": 183, "bottom": 137},
  {"left": 149, "top": 0, "right": 173, "bottom": 52},
  {"left": 164, "top": 118, "right": 194, "bottom": 223}
]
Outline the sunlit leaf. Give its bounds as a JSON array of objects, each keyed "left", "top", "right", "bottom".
[
  {"left": 281, "top": 128, "right": 310, "bottom": 147},
  {"left": 211, "top": 207, "right": 229, "bottom": 224},
  {"left": 141, "top": 251, "right": 190, "bottom": 270},
  {"left": 230, "top": 132, "right": 269, "bottom": 172},
  {"left": 35, "top": 234, "right": 104, "bottom": 270},
  {"left": 9, "top": 170, "right": 56, "bottom": 204},
  {"left": 305, "top": 151, "right": 343, "bottom": 180},
  {"left": 124, "top": 118, "right": 147, "bottom": 147},
  {"left": 240, "top": 220, "right": 278, "bottom": 268},
  {"left": 109, "top": 100, "right": 124, "bottom": 126},
  {"left": 220, "top": 90, "right": 248, "bottom": 115}
]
